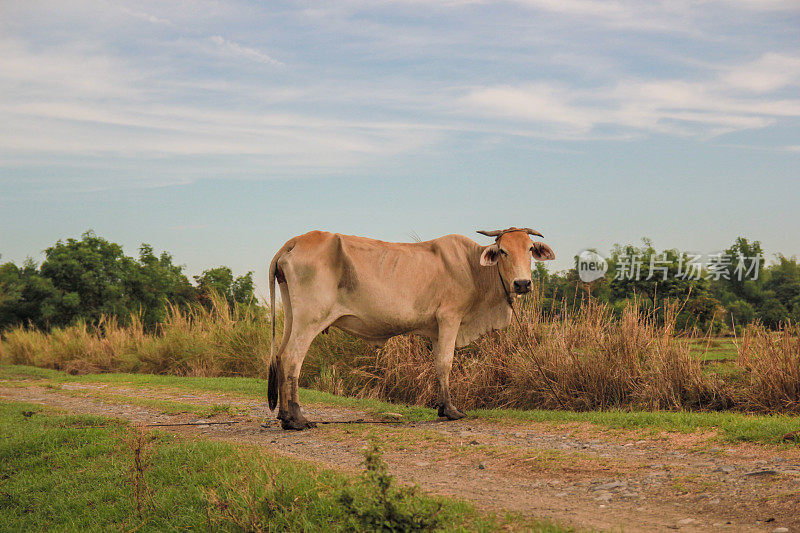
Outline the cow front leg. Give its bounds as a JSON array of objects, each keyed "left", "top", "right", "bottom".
[{"left": 434, "top": 318, "right": 466, "bottom": 420}]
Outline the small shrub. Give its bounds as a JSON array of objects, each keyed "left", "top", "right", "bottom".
[{"left": 337, "top": 443, "right": 442, "bottom": 532}]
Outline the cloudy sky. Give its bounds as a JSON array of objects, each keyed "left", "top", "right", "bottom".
[{"left": 1, "top": 0, "right": 798, "bottom": 294}]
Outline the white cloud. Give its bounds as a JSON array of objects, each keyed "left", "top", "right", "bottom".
[
  {"left": 119, "top": 7, "right": 173, "bottom": 26},
  {"left": 459, "top": 52, "right": 800, "bottom": 139},
  {"left": 209, "top": 36, "right": 284, "bottom": 66},
  {"left": 0, "top": 38, "right": 141, "bottom": 99},
  {"left": 721, "top": 53, "right": 800, "bottom": 93},
  {"left": 460, "top": 84, "right": 594, "bottom": 132}
]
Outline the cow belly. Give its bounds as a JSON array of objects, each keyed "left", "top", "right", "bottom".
[{"left": 331, "top": 314, "right": 433, "bottom": 343}]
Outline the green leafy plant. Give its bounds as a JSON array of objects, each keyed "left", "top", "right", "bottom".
[{"left": 337, "top": 443, "right": 442, "bottom": 532}]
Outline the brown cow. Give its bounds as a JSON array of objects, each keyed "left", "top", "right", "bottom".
[{"left": 268, "top": 227, "right": 555, "bottom": 430}]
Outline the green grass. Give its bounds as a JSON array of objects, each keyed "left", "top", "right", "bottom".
[
  {"left": 689, "top": 338, "right": 739, "bottom": 362},
  {"left": 0, "top": 401, "right": 568, "bottom": 532},
  {"left": 0, "top": 364, "right": 436, "bottom": 421},
  {"left": 55, "top": 388, "right": 245, "bottom": 418},
  {"left": 472, "top": 406, "right": 800, "bottom": 445},
  {"left": 3, "top": 363, "right": 799, "bottom": 446}
]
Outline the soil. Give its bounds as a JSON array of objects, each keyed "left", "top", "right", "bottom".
[{"left": 2, "top": 382, "right": 799, "bottom": 532}]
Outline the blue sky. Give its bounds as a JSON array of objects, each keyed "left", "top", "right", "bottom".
[{"left": 1, "top": 0, "right": 798, "bottom": 296}]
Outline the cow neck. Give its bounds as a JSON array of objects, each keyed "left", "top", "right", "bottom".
[
  {"left": 496, "top": 266, "right": 514, "bottom": 307},
  {"left": 491, "top": 232, "right": 520, "bottom": 308}
]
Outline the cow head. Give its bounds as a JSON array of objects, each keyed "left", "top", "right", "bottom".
[{"left": 477, "top": 227, "right": 555, "bottom": 295}]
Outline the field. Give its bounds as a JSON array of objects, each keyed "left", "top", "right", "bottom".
[{"left": 1, "top": 296, "right": 800, "bottom": 531}]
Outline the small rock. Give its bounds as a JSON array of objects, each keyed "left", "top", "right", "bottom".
[
  {"left": 708, "top": 498, "right": 721, "bottom": 505},
  {"left": 594, "top": 491, "right": 613, "bottom": 502},
  {"left": 592, "top": 481, "right": 627, "bottom": 491},
  {"left": 678, "top": 518, "right": 698, "bottom": 526},
  {"left": 513, "top": 432, "right": 526, "bottom": 438},
  {"left": 555, "top": 492, "right": 568, "bottom": 497},
  {"left": 196, "top": 424, "right": 210, "bottom": 429},
  {"left": 744, "top": 470, "right": 778, "bottom": 476},
  {"left": 772, "top": 528, "right": 789, "bottom": 533},
  {"left": 469, "top": 439, "right": 479, "bottom": 445},
  {"left": 714, "top": 466, "right": 734, "bottom": 473},
  {"left": 478, "top": 462, "right": 486, "bottom": 470},
  {"left": 383, "top": 412, "right": 403, "bottom": 419}
]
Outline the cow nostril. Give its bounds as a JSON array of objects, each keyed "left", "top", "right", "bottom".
[{"left": 513, "top": 280, "right": 532, "bottom": 293}]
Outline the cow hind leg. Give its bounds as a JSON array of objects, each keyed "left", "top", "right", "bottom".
[
  {"left": 433, "top": 319, "right": 466, "bottom": 420},
  {"left": 277, "top": 331, "right": 319, "bottom": 430}
]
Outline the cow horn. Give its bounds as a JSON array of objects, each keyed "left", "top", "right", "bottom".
[
  {"left": 476, "top": 227, "right": 545, "bottom": 239},
  {"left": 521, "top": 227, "right": 544, "bottom": 238}
]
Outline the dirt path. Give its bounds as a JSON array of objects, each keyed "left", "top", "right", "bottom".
[{"left": 2, "top": 383, "right": 799, "bottom": 532}]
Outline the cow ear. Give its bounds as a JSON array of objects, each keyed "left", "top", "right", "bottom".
[
  {"left": 480, "top": 244, "right": 501, "bottom": 266},
  {"left": 531, "top": 242, "right": 555, "bottom": 261}
]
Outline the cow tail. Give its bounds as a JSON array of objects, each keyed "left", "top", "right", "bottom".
[
  {"left": 267, "top": 241, "right": 294, "bottom": 411},
  {"left": 268, "top": 255, "right": 279, "bottom": 411}
]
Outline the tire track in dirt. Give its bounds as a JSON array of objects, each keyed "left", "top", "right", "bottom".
[{"left": 2, "top": 384, "right": 799, "bottom": 532}]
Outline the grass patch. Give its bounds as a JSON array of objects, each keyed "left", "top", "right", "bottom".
[
  {"left": 0, "top": 364, "right": 436, "bottom": 421},
  {"left": 53, "top": 387, "right": 244, "bottom": 418},
  {"left": 690, "top": 338, "right": 739, "bottom": 362},
  {"left": 0, "top": 401, "right": 567, "bottom": 532},
  {"left": 4, "top": 364, "right": 799, "bottom": 446},
  {"left": 471, "top": 406, "right": 800, "bottom": 445}
]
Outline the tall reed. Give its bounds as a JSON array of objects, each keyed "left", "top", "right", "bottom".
[
  {"left": 0, "top": 293, "right": 271, "bottom": 377},
  {"left": 738, "top": 323, "right": 800, "bottom": 413},
  {"left": 3, "top": 291, "right": 799, "bottom": 413},
  {"left": 310, "top": 296, "right": 730, "bottom": 411}
]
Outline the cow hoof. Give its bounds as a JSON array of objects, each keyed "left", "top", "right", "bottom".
[
  {"left": 438, "top": 405, "right": 466, "bottom": 420},
  {"left": 280, "top": 417, "right": 317, "bottom": 430}
]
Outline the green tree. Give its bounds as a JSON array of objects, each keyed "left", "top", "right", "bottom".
[
  {"left": 126, "top": 244, "right": 196, "bottom": 326},
  {"left": 194, "top": 267, "right": 255, "bottom": 308},
  {"left": 0, "top": 259, "right": 62, "bottom": 330},
  {"left": 39, "top": 231, "right": 137, "bottom": 326}
]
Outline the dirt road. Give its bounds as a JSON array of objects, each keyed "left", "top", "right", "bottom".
[{"left": 2, "top": 383, "right": 798, "bottom": 532}]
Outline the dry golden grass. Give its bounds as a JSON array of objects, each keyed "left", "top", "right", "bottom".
[
  {"left": 0, "top": 294, "right": 271, "bottom": 378},
  {"left": 737, "top": 323, "right": 800, "bottom": 413},
  {"left": 1, "top": 291, "right": 798, "bottom": 413},
  {"left": 311, "top": 296, "right": 732, "bottom": 412}
]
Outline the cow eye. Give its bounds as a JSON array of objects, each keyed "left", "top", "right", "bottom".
[{"left": 499, "top": 249, "right": 508, "bottom": 257}]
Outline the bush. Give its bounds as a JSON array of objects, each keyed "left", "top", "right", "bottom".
[{"left": 337, "top": 443, "right": 442, "bottom": 532}]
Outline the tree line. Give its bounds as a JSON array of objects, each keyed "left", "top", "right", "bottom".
[
  {"left": 535, "top": 237, "right": 800, "bottom": 332},
  {"left": 2, "top": 232, "right": 797, "bottom": 334},
  {"left": 0, "top": 231, "right": 255, "bottom": 331}
]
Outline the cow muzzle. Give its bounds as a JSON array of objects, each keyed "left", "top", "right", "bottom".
[{"left": 512, "top": 279, "right": 532, "bottom": 294}]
